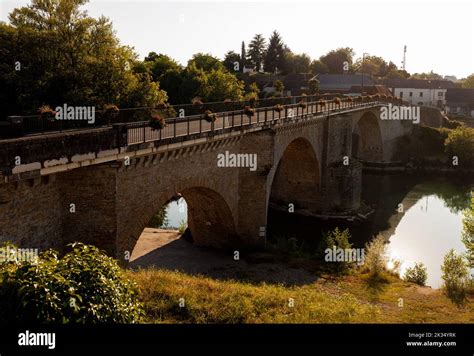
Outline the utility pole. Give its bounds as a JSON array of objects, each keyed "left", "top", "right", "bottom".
[{"left": 402, "top": 45, "right": 407, "bottom": 71}]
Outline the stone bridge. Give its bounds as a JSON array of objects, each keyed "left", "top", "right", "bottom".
[{"left": 0, "top": 100, "right": 413, "bottom": 262}]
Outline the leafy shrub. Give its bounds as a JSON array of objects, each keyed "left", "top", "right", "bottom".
[
  {"left": 320, "top": 228, "right": 354, "bottom": 273},
  {"left": 441, "top": 249, "right": 470, "bottom": 305},
  {"left": 403, "top": 262, "right": 428, "bottom": 286},
  {"left": 444, "top": 127, "right": 474, "bottom": 167},
  {"left": 0, "top": 243, "right": 143, "bottom": 324},
  {"left": 362, "top": 235, "right": 388, "bottom": 277},
  {"left": 462, "top": 195, "right": 474, "bottom": 268}
]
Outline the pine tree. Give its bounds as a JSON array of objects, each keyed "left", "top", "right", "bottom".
[{"left": 248, "top": 34, "right": 266, "bottom": 72}]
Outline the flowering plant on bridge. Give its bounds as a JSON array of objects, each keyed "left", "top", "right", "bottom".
[
  {"left": 244, "top": 106, "right": 255, "bottom": 117},
  {"left": 192, "top": 97, "right": 204, "bottom": 107},
  {"left": 203, "top": 110, "right": 217, "bottom": 123},
  {"left": 274, "top": 104, "right": 284, "bottom": 113},
  {"left": 149, "top": 113, "right": 166, "bottom": 130},
  {"left": 102, "top": 104, "right": 119, "bottom": 123},
  {"left": 347, "top": 97, "right": 354, "bottom": 103},
  {"left": 318, "top": 99, "right": 326, "bottom": 107},
  {"left": 38, "top": 105, "right": 56, "bottom": 122},
  {"left": 334, "top": 97, "right": 341, "bottom": 106},
  {"left": 298, "top": 100, "right": 307, "bottom": 109}
]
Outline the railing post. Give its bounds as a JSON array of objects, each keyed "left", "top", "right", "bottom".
[
  {"left": 187, "top": 116, "right": 190, "bottom": 135},
  {"left": 143, "top": 122, "right": 146, "bottom": 142},
  {"left": 174, "top": 118, "right": 177, "bottom": 138}
]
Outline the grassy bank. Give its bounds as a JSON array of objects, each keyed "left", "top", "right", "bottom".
[{"left": 127, "top": 268, "right": 474, "bottom": 324}]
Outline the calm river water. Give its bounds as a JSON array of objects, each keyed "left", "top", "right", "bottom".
[{"left": 164, "top": 173, "right": 473, "bottom": 288}]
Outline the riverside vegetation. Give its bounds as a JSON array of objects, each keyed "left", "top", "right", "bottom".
[{"left": 1, "top": 220, "right": 472, "bottom": 323}]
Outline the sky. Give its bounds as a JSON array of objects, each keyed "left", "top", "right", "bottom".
[{"left": 1, "top": 0, "right": 473, "bottom": 78}]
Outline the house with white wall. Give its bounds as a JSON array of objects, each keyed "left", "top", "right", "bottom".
[{"left": 382, "top": 79, "right": 457, "bottom": 107}]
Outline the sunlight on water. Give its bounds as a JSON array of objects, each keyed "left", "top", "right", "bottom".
[{"left": 387, "top": 194, "right": 469, "bottom": 289}]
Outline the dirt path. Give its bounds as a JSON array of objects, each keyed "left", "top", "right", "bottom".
[{"left": 129, "top": 228, "right": 318, "bottom": 286}]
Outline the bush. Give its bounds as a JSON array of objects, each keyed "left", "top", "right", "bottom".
[
  {"left": 441, "top": 249, "right": 470, "bottom": 305},
  {"left": 444, "top": 127, "right": 474, "bottom": 167},
  {"left": 362, "top": 235, "right": 388, "bottom": 277},
  {"left": 0, "top": 243, "right": 143, "bottom": 324},
  {"left": 462, "top": 195, "right": 474, "bottom": 268},
  {"left": 403, "top": 262, "right": 428, "bottom": 286},
  {"left": 320, "top": 228, "right": 354, "bottom": 273},
  {"left": 244, "top": 106, "right": 255, "bottom": 117}
]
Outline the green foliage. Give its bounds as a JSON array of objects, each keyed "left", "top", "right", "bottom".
[
  {"left": 362, "top": 235, "right": 388, "bottom": 277},
  {"left": 144, "top": 52, "right": 182, "bottom": 82},
  {"left": 187, "top": 53, "right": 224, "bottom": 72},
  {"left": 263, "top": 30, "right": 289, "bottom": 74},
  {"left": 223, "top": 51, "right": 241, "bottom": 72},
  {"left": 274, "top": 80, "right": 284, "bottom": 94},
  {"left": 444, "top": 127, "right": 474, "bottom": 167},
  {"left": 148, "top": 206, "right": 169, "bottom": 228},
  {"left": 461, "top": 74, "right": 474, "bottom": 89},
  {"left": 441, "top": 249, "right": 470, "bottom": 305},
  {"left": 0, "top": 243, "right": 143, "bottom": 324},
  {"left": 1, "top": 0, "right": 168, "bottom": 116},
  {"left": 403, "top": 263, "right": 428, "bottom": 286},
  {"left": 320, "top": 228, "right": 354, "bottom": 273},
  {"left": 319, "top": 47, "right": 355, "bottom": 74},
  {"left": 247, "top": 34, "right": 266, "bottom": 72},
  {"left": 462, "top": 195, "right": 474, "bottom": 268},
  {"left": 178, "top": 220, "right": 187, "bottom": 234}
]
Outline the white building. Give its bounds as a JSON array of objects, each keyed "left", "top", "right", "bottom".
[{"left": 383, "top": 79, "right": 457, "bottom": 108}]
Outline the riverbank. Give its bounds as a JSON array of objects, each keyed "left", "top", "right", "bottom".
[
  {"left": 127, "top": 230, "right": 473, "bottom": 323},
  {"left": 127, "top": 267, "right": 474, "bottom": 323}
]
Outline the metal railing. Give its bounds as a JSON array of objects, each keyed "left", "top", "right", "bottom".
[{"left": 125, "top": 99, "right": 383, "bottom": 145}]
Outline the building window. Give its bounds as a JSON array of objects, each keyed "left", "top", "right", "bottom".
[
  {"left": 400, "top": 91, "right": 403, "bottom": 98},
  {"left": 409, "top": 92, "right": 413, "bottom": 97},
  {"left": 420, "top": 92, "right": 423, "bottom": 97},
  {"left": 438, "top": 92, "right": 443, "bottom": 97}
]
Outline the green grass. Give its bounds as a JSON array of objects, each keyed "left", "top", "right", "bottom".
[{"left": 127, "top": 268, "right": 474, "bottom": 324}]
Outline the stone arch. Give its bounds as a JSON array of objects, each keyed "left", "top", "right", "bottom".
[
  {"left": 352, "top": 111, "right": 383, "bottom": 162},
  {"left": 119, "top": 183, "right": 238, "bottom": 261},
  {"left": 269, "top": 137, "right": 321, "bottom": 214}
]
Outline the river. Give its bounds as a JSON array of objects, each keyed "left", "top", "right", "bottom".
[{"left": 163, "top": 173, "right": 473, "bottom": 288}]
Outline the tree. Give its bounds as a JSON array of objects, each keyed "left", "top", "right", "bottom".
[
  {"left": 198, "top": 68, "right": 244, "bottom": 102},
  {"left": 462, "top": 195, "right": 474, "bottom": 268},
  {"left": 287, "top": 53, "right": 311, "bottom": 73},
  {"left": 444, "top": 127, "right": 474, "bottom": 168},
  {"left": 187, "top": 53, "right": 224, "bottom": 72},
  {"left": 248, "top": 34, "right": 266, "bottom": 72},
  {"left": 223, "top": 51, "right": 241, "bottom": 73},
  {"left": 274, "top": 80, "right": 284, "bottom": 95},
  {"left": 441, "top": 249, "right": 470, "bottom": 305},
  {"left": 411, "top": 70, "right": 443, "bottom": 80},
  {"left": 309, "top": 78, "right": 319, "bottom": 94},
  {"left": 263, "top": 31, "right": 288, "bottom": 74},
  {"left": 461, "top": 74, "right": 474, "bottom": 89},
  {"left": 310, "top": 59, "right": 329, "bottom": 74},
  {"left": 241, "top": 41, "right": 247, "bottom": 68},
  {"left": 1, "top": 0, "right": 168, "bottom": 117},
  {"left": 319, "top": 47, "right": 355, "bottom": 74},
  {"left": 353, "top": 55, "right": 386, "bottom": 77},
  {"left": 145, "top": 53, "right": 181, "bottom": 82}
]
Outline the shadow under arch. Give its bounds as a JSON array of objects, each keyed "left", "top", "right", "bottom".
[
  {"left": 269, "top": 137, "right": 321, "bottom": 214},
  {"left": 180, "top": 186, "right": 238, "bottom": 249},
  {"left": 352, "top": 111, "right": 383, "bottom": 162}
]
